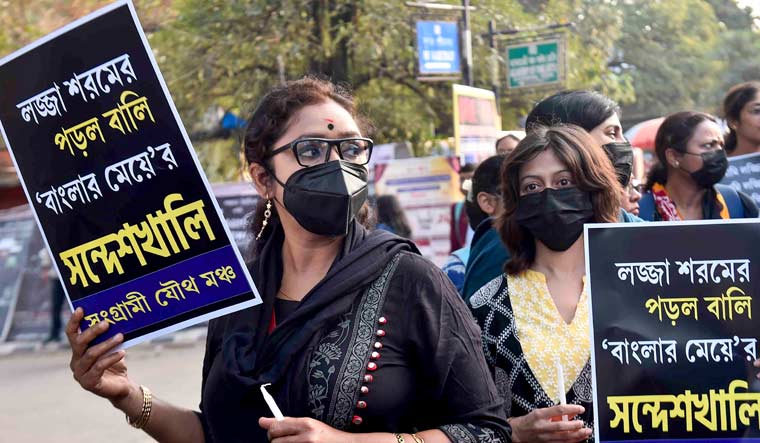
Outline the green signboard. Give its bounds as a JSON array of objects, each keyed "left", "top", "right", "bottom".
[{"left": 506, "top": 37, "right": 563, "bottom": 89}]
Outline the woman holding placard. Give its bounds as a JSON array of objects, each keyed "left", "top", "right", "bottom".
[
  {"left": 65, "top": 77, "right": 510, "bottom": 443},
  {"left": 470, "top": 124, "right": 622, "bottom": 442},
  {"left": 639, "top": 111, "right": 758, "bottom": 221}
]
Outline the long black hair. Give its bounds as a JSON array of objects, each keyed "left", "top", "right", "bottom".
[
  {"left": 525, "top": 90, "right": 620, "bottom": 133},
  {"left": 375, "top": 195, "right": 412, "bottom": 239},
  {"left": 465, "top": 154, "right": 505, "bottom": 230}
]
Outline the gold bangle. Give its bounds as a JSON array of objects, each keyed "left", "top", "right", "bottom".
[
  {"left": 411, "top": 434, "right": 425, "bottom": 443},
  {"left": 394, "top": 434, "right": 406, "bottom": 443},
  {"left": 126, "top": 385, "right": 152, "bottom": 429}
]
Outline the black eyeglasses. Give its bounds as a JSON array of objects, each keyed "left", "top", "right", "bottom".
[
  {"left": 627, "top": 180, "right": 644, "bottom": 194},
  {"left": 269, "top": 137, "right": 374, "bottom": 167}
]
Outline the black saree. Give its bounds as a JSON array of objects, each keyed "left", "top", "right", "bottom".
[{"left": 197, "top": 221, "right": 512, "bottom": 442}]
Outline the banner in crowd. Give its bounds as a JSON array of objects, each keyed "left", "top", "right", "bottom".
[
  {"left": 0, "top": 1, "right": 261, "bottom": 348},
  {"left": 722, "top": 152, "right": 760, "bottom": 207},
  {"left": 0, "top": 207, "right": 69, "bottom": 343},
  {"left": 211, "top": 182, "right": 259, "bottom": 256},
  {"left": 452, "top": 84, "right": 500, "bottom": 165},
  {"left": 585, "top": 220, "right": 760, "bottom": 443},
  {"left": 374, "top": 157, "right": 460, "bottom": 266},
  {"left": 0, "top": 211, "right": 37, "bottom": 342}
]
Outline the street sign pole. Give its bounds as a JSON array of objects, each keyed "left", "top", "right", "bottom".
[{"left": 462, "top": 0, "right": 473, "bottom": 86}]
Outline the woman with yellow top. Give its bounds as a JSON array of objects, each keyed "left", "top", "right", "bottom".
[
  {"left": 639, "top": 111, "right": 758, "bottom": 221},
  {"left": 470, "top": 124, "right": 622, "bottom": 442}
]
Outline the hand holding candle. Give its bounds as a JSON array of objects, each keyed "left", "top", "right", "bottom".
[
  {"left": 260, "top": 383, "right": 285, "bottom": 421},
  {"left": 556, "top": 357, "right": 568, "bottom": 422}
]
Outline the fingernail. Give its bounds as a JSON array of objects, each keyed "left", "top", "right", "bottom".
[{"left": 113, "top": 333, "right": 123, "bottom": 342}]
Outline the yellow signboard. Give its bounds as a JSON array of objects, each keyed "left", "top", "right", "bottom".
[{"left": 452, "top": 84, "right": 501, "bottom": 164}]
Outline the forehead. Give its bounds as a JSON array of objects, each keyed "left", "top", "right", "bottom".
[
  {"left": 285, "top": 100, "right": 360, "bottom": 134},
  {"left": 742, "top": 93, "right": 760, "bottom": 109},
  {"left": 519, "top": 149, "right": 568, "bottom": 179},
  {"left": 691, "top": 120, "right": 722, "bottom": 140},
  {"left": 592, "top": 114, "right": 622, "bottom": 131}
]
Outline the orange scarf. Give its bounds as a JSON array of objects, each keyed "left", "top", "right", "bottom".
[{"left": 651, "top": 183, "right": 729, "bottom": 221}]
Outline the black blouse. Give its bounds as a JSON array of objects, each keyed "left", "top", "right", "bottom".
[{"left": 197, "top": 251, "right": 511, "bottom": 442}]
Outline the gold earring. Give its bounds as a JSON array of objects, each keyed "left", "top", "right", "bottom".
[{"left": 256, "top": 199, "right": 272, "bottom": 240}]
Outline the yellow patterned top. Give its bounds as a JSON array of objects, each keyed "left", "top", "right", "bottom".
[{"left": 508, "top": 269, "right": 590, "bottom": 403}]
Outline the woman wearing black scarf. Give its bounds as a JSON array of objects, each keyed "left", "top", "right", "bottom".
[{"left": 66, "top": 77, "right": 511, "bottom": 443}]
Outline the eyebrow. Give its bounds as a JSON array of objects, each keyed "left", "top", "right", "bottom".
[{"left": 520, "top": 170, "right": 571, "bottom": 182}]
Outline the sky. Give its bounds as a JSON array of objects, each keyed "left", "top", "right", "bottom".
[{"left": 737, "top": 0, "right": 759, "bottom": 14}]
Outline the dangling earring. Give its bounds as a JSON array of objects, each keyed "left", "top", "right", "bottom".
[{"left": 256, "top": 199, "right": 272, "bottom": 240}]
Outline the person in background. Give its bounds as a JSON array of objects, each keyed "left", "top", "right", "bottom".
[
  {"left": 375, "top": 194, "right": 412, "bottom": 239},
  {"left": 622, "top": 177, "right": 643, "bottom": 217},
  {"left": 723, "top": 81, "right": 760, "bottom": 157},
  {"left": 462, "top": 90, "right": 642, "bottom": 304},
  {"left": 471, "top": 125, "right": 622, "bottom": 443},
  {"left": 65, "top": 76, "right": 510, "bottom": 443},
  {"left": 41, "top": 249, "right": 65, "bottom": 344},
  {"left": 442, "top": 155, "right": 504, "bottom": 295},
  {"left": 458, "top": 155, "right": 508, "bottom": 300},
  {"left": 632, "top": 146, "right": 646, "bottom": 183},
  {"left": 496, "top": 131, "right": 526, "bottom": 156},
  {"left": 526, "top": 90, "right": 637, "bottom": 197},
  {"left": 640, "top": 111, "right": 758, "bottom": 220},
  {"left": 449, "top": 163, "right": 476, "bottom": 253}
]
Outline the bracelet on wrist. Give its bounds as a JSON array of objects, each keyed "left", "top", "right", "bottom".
[{"left": 125, "top": 385, "right": 152, "bottom": 429}]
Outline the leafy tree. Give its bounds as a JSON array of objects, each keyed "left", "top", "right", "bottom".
[
  {"left": 612, "top": 0, "right": 724, "bottom": 120},
  {"left": 705, "top": 0, "right": 755, "bottom": 30},
  {"left": 5, "top": 0, "right": 756, "bottom": 180}
]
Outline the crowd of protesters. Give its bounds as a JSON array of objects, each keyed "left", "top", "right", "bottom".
[{"left": 65, "top": 76, "right": 760, "bottom": 443}]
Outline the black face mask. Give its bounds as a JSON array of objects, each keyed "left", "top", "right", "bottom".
[
  {"left": 269, "top": 160, "right": 368, "bottom": 236},
  {"left": 683, "top": 149, "right": 728, "bottom": 188},
  {"left": 602, "top": 141, "right": 634, "bottom": 187},
  {"left": 515, "top": 187, "right": 594, "bottom": 252}
]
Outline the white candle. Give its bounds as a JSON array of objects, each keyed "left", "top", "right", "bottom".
[
  {"left": 557, "top": 357, "right": 568, "bottom": 421},
  {"left": 260, "top": 383, "right": 285, "bottom": 421}
]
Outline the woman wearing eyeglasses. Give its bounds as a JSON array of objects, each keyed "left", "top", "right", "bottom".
[
  {"left": 622, "top": 178, "right": 642, "bottom": 217},
  {"left": 65, "top": 77, "right": 510, "bottom": 443},
  {"left": 639, "top": 111, "right": 758, "bottom": 221}
]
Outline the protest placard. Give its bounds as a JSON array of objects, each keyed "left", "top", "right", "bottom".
[
  {"left": 452, "top": 85, "right": 500, "bottom": 165},
  {"left": 723, "top": 152, "right": 760, "bottom": 208},
  {"left": 0, "top": 1, "right": 261, "bottom": 348},
  {"left": 586, "top": 220, "right": 760, "bottom": 442}
]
